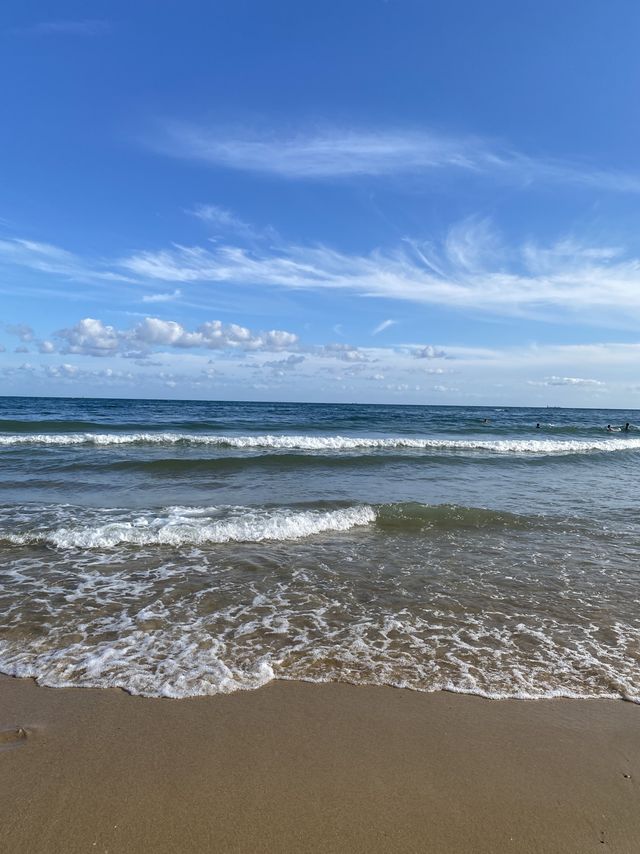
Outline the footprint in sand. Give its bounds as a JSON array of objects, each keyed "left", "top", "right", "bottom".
[{"left": 0, "top": 727, "right": 29, "bottom": 751}]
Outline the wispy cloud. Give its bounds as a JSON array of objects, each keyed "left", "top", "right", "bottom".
[
  {"left": 187, "top": 204, "right": 269, "bottom": 241},
  {"left": 7, "top": 219, "right": 640, "bottom": 325},
  {"left": 0, "top": 238, "right": 132, "bottom": 284},
  {"left": 151, "top": 124, "right": 640, "bottom": 193},
  {"left": 117, "top": 218, "right": 640, "bottom": 324},
  {"left": 372, "top": 319, "right": 397, "bottom": 335},
  {"left": 2, "top": 362, "right": 134, "bottom": 384},
  {"left": 13, "top": 19, "right": 111, "bottom": 36},
  {"left": 142, "top": 289, "right": 182, "bottom": 303},
  {"left": 528, "top": 376, "right": 604, "bottom": 387}
]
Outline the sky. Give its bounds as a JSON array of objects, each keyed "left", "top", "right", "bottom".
[{"left": 2, "top": 0, "right": 640, "bottom": 405}]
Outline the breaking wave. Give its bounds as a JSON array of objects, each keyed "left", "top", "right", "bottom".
[
  {"left": 2, "top": 504, "right": 376, "bottom": 548},
  {"left": 2, "top": 431, "right": 640, "bottom": 456},
  {"left": 0, "top": 502, "right": 557, "bottom": 550}
]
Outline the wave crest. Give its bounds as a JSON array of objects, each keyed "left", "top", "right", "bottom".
[
  {"left": 0, "top": 502, "right": 556, "bottom": 549},
  {"left": 2, "top": 431, "right": 640, "bottom": 455},
  {"left": 4, "top": 504, "right": 377, "bottom": 548}
]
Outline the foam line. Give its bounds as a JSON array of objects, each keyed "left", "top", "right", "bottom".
[{"left": 2, "top": 432, "right": 640, "bottom": 454}]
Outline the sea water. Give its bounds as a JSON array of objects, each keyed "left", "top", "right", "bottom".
[{"left": 1, "top": 396, "right": 639, "bottom": 700}]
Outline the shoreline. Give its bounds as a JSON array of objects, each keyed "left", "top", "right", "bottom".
[{"left": 2, "top": 675, "right": 640, "bottom": 852}]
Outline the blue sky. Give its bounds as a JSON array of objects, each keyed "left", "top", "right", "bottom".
[{"left": 2, "top": 0, "right": 640, "bottom": 404}]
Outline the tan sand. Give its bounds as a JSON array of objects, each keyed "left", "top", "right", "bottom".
[{"left": 1, "top": 674, "right": 639, "bottom": 853}]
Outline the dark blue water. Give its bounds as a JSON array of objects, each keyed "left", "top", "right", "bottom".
[{"left": 1, "top": 396, "right": 639, "bottom": 700}]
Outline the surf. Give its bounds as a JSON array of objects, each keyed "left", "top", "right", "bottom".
[{"left": 2, "top": 431, "right": 640, "bottom": 456}]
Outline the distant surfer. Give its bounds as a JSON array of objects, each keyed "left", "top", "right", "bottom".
[
  {"left": 481, "top": 418, "right": 490, "bottom": 424},
  {"left": 606, "top": 424, "right": 613, "bottom": 432},
  {"left": 624, "top": 422, "right": 630, "bottom": 432},
  {"left": 535, "top": 423, "right": 540, "bottom": 429}
]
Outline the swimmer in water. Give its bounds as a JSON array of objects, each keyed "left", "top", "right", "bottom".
[
  {"left": 535, "top": 423, "right": 540, "bottom": 429},
  {"left": 624, "top": 422, "right": 630, "bottom": 432},
  {"left": 607, "top": 424, "right": 613, "bottom": 431}
]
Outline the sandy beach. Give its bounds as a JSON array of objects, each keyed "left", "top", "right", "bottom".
[{"left": 1, "top": 675, "right": 639, "bottom": 853}]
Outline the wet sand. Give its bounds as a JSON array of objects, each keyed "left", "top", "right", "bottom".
[{"left": 1, "top": 674, "right": 639, "bottom": 853}]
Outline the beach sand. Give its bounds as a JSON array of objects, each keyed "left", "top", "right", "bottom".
[{"left": 1, "top": 674, "right": 639, "bottom": 853}]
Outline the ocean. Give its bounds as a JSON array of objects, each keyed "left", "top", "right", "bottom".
[{"left": 1, "top": 396, "right": 639, "bottom": 701}]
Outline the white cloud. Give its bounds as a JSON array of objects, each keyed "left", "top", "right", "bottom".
[
  {"left": 5, "top": 323, "right": 34, "bottom": 342},
  {"left": 317, "top": 343, "right": 369, "bottom": 362},
  {"left": 187, "top": 204, "right": 265, "bottom": 240},
  {"left": 372, "top": 319, "right": 396, "bottom": 335},
  {"left": 57, "top": 318, "right": 120, "bottom": 356},
  {"left": 155, "top": 125, "right": 474, "bottom": 178},
  {"left": 54, "top": 316, "right": 299, "bottom": 357},
  {"left": 9, "top": 218, "right": 640, "bottom": 325},
  {"left": 142, "top": 289, "right": 182, "bottom": 303},
  {"left": 45, "top": 363, "right": 79, "bottom": 378},
  {"left": 38, "top": 340, "right": 55, "bottom": 353},
  {"left": 18, "top": 364, "right": 135, "bottom": 383},
  {"left": 0, "top": 238, "right": 131, "bottom": 283},
  {"left": 414, "top": 345, "right": 448, "bottom": 359},
  {"left": 262, "top": 354, "right": 306, "bottom": 372},
  {"left": 4, "top": 332, "right": 640, "bottom": 405},
  {"left": 115, "top": 220, "right": 640, "bottom": 324},
  {"left": 131, "top": 318, "right": 204, "bottom": 349},
  {"left": 152, "top": 124, "right": 640, "bottom": 192},
  {"left": 529, "top": 376, "right": 604, "bottom": 387}
]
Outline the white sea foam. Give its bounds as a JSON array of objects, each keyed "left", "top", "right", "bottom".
[
  {"left": 4, "top": 504, "right": 377, "bottom": 548},
  {"left": 1, "top": 529, "right": 639, "bottom": 701},
  {"left": 2, "top": 431, "right": 640, "bottom": 455},
  {"left": 0, "top": 576, "right": 638, "bottom": 702}
]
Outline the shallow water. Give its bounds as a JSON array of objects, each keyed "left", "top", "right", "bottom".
[{"left": 1, "top": 397, "right": 639, "bottom": 700}]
